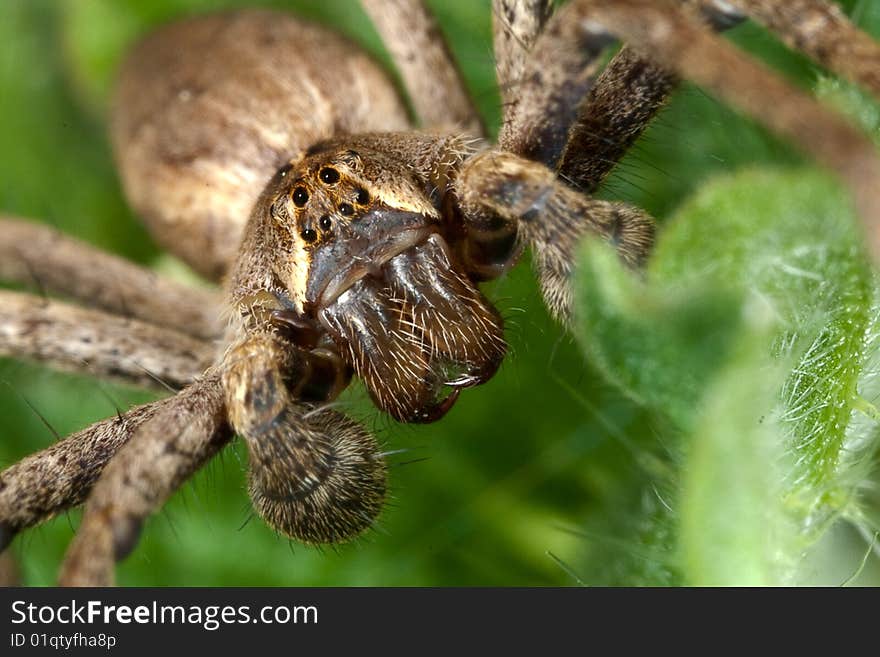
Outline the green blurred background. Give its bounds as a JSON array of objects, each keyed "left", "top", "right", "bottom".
[{"left": 1, "top": 0, "right": 878, "bottom": 586}]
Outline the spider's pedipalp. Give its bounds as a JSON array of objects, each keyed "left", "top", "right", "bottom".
[
  {"left": 244, "top": 405, "right": 387, "bottom": 545},
  {"left": 58, "top": 371, "right": 230, "bottom": 586},
  {"left": 222, "top": 333, "right": 386, "bottom": 544},
  {"left": 492, "top": 0, "right": 553, "bottom": 107},
  {"left": 0, "top": 290, "right": 215, "bottom": 390},
  {"left": 360, "top": 0, "right": 482, "bottom": 135},
  {"left": 0, "top": 217, "right": 222, "bottom": 340},
  {"left": 456, "top": 150, "right": 655, "bottom": 323},
  {"left": 0, "top": 400, "right": 167, "bottom": 546}
]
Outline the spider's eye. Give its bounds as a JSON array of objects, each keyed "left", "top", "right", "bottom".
[
  {"left": 355, "top": 188, "right": 370, "bottom": 205},
  {"left": 319, "top": 215, "right": 333, "bottom": 231},
  {"left": 319, "top": 167, "right": 340, "bottom": 184},
  {"left": 338, "top": 203, "right": 354, "bottom": 216},
  {"left": 301, "top": 228, "right": 318, "bottom": 243},
  {"left": 292, "top": 187, "right": 309, "bottom": 207}
]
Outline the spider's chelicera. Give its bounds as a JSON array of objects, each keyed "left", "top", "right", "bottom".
[{"left": 2, "top": 0, "right": 880, "bottom": 585}]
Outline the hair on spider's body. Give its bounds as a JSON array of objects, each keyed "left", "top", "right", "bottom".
[{"left": 2, "top": 0, "right": 880, "bottom": 585}]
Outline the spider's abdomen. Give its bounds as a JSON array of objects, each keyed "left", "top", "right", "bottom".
[{"left": 111, "top": 9, "right": 409, "bottom": 280}]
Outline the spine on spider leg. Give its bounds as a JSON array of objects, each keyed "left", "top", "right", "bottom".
[
  {"left": 221, "top": 333, "right": 386, "bottom": 544},
  {"left": 456, "top": 151, "right": 655, "bottom": 324}
]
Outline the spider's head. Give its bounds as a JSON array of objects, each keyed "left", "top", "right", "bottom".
[
  {"left": 239, "top": 142, "right": 506, "bottom": 423},
  {"left": 276, "top": 145, "right": 441, "bottom": 312}
]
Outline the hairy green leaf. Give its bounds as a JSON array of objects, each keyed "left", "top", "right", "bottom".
[{"left": 574, "top": 167, "right": 876, "bottom": 583}]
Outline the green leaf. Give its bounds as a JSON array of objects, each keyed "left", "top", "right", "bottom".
[
  {"left": 574, "top": 238, "right": 745, "bottom": 430},
  {"left": 653, "top": 169, "right": 872, "bottom": 492},
  {"left": 573, "top": 166, "right": 876, "bottom": 583},
  {"left": 680, "top": 315, "right": 791, "bottom": 586}
]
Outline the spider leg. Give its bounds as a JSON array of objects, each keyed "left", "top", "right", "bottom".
[
  {"left": 728, "top": 0, "right": 880, "bottom": 99},
  {"left": 556, "top": 1, "right": 747, "bottom": 194},
  {"left": 0, "top": 217, "right": 222, "bottom": 340},
  {"left": 222, "top": 332, "right": 386, "bottom": 544},
  {"left": 496, "top": 0, "right": 880, "bottom": 271},
  {"left": 498, "top": 1, "right": 612, "bottom": 166},
  {"left": 0, "top": 290, "right": 215, "bottom": 390},
  {"left": 467, "top": 5, "right": 673, "bottom": 305},
  {"left": 360, "top": 0, "right": 483, "bottom": 135},
  {"left": 556, "top": 47, "right": 679, "bottom": 194},
  {"left": 58, "top": 371, "right": 231, "bottom": 586},
  {"left": 492, "top": 0, "right": 553, "bottom": 107},
  {"left": 501, "top": 1, "right": 743, "bottom": 182},
  {"left": 0, "top": 399, "right": 166, "bottom": 550},
  {"left": 456, "top": 149, "right": 655, "bottom": 324},
  {"left": 563, "top": 0, "right": 880, "bottom": 259}
]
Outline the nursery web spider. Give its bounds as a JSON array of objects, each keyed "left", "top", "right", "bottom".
[{"left": 2, "top": 0, "right": 880, "bottom": 585}]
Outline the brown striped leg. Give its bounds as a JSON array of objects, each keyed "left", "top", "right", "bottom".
[
  {"left": 0, "top": 290, "right": 215, "bottom": 390},
  {"left": 492, "top": 0, "right": 553, "bottom": 108},
  {"left": 730, "top": 0, "right": 880, "bottom": 98},
  {"left": 58, "top": 372, "right": 230, "bottom": 586},
  {"left": 557, "top": 0, "right": 880, "bottom": 260},
  {"left": 557, "top": 48, "right": 678, "bottom": 194},
  {"left": 0, "top": 400, "right": 167, "bottom": 550},
  {"left": 501, "top": 0, "right": 880, "bottom": 259},
  {"left": 0, "top": 216, "right": 221, "bottom": 340},
  {"left": 360, "top": 0, "right": 483, "bottom": 135},
  {"left": 498, "top": 0, "right": 611, "bottom": 165},
  {"left": 556, "top": 0, "right": 748, "bottom": 195}
]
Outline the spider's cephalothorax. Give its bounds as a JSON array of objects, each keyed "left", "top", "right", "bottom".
[{"left": 3, "top": 0, "right": 880, "bottom": 585}]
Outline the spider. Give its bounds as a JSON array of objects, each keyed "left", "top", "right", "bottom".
[{"left": 1, "top": 0, "right": 879, "bottom": 586}]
